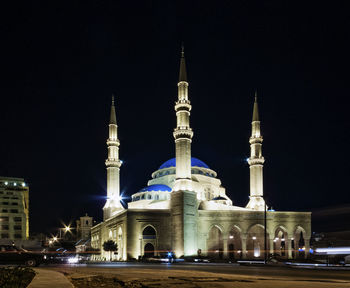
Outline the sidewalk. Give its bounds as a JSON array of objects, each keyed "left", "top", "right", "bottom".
[{"left": 28, "top": 268, "right": 73, "bottom": 288}]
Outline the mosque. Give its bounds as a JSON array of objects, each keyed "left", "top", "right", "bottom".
[{"left": 91, "top": 49, "right": 311, "bottom": 261}]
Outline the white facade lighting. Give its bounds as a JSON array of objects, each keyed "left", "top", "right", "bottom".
[
  {"left": 252, "top": 236, "right": 256, "bottom": 240},
  {"left": 13, "top": 183, "right": 17, "bottom": 186},
  {"left": 4, "top": 182, "right": 8, "bottom": 185},
  {"left": 229, "top": 235, "right": 234, "bottom": 239}
]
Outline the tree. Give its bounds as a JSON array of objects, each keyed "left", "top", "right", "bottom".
[{"left": 103, "top": 240, "right": 118, "bottom": 261}]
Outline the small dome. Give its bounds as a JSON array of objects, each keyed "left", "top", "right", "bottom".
[
  {"left": 139, "top": 184, "right": 171, "bottom": 193},
  {"left": 211, "top": 196, "right": 227, "bottom": 201},
  {"left": 159, "top": 157, "right": 210, "bottom": 170}
]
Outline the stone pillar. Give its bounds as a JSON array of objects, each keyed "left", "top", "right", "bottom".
[
  {"left": 241, "top": 236, "right": 247, "bottom": 259},
  {"left": 223, "top": 238, "right": 228, "bottom": 259},
  {"left": 304, "top": 238, "right": 310, "bottom": 259},
  {"left": 287, "top": 238, "right": 293, "bottom": 259},
  {"left": 269, "top": 238, "right": 274, "bottom": 256}
]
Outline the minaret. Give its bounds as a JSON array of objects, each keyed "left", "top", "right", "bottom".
[
  {"left": 246, "top": 91, "right": 266, "bottom": 211},
  {"left": 103, "top": 96, "right": 123, "bottom": 220},
  {"left": 172, "top": 45, "right": 194, "bottom": 192},
  {"left": 171, "top": 46, "right": 198, "bottom": 257}
]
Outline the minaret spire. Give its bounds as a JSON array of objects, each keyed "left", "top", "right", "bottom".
[
  {"left": 173, "top": 45, "right": 193, "bottom": 189},
  {"left": 110, "top": 95, "right": 117, "bottom": 125},
  {"left": 252, "top": 90, "right": 259, "bottom": 122},
  {"left": 179, "top": 44, "right": 187, "bottom": 82},
  {"left": 246, "top": 91, "right": 265, "bottom": 211},
  {"left": 103, "top": 95, "right": 123, "bottom": 219}
]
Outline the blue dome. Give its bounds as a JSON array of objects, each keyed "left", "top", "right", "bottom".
[
  {"left": 139, "top": 184, "right": 172, "bottom": 193},
  {"left": 211, "top": 196, "right": 227, "bottom": 201},
  {"left": 159, "top": 157, "right": 210, "bottom": 170}
]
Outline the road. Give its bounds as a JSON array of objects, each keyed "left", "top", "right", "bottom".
[{"left": 44, "top": 262, "right": 350, "bottom": 287}]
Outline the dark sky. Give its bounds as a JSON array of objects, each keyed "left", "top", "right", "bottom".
[{"left": 1, "top": 1, "right": 349, "bottom": 234}]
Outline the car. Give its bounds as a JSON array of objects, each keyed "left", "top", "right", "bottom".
[{"left": 0, "top": 245, "right": 45, "bottom": 267}]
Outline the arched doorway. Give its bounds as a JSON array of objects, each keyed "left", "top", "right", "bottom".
[
  {"left": 142, "top": 226, "right": 157, "bottom": 257},
  {"left": 247, "top": 224, "right": 269, "bottom": 259},
  {"left": 274, "top": 227, "right": 287, "bottom": 258},
  {"left": 293, "top": 226, "right": 306, "bottom": 259},
  {"left": 207, "top": 226, "right": 223, "bottom": 259},
  {"left": 144, "top": 243, "right": 154, "bottom": 257},
  {"left": 228, "top": 226, "right": 242, "bottom": 260}
]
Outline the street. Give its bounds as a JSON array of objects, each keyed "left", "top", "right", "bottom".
[{"left": 41, "top": 262, "right": 350, "bottom": 288}]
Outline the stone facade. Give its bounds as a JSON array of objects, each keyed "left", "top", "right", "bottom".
[{"left": 91, "top": 49, "right": 311, "bottom": 261}]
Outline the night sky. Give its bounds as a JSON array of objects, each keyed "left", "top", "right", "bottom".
[{"left": 1, "top": 1, "right": 349, "bottom": 234}]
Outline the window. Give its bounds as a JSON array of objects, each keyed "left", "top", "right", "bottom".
[
  {"left": 14, "top": 217, "right": 21, "bottom": 222},
  {"left": 3, "top": 197, "right": 9, "bottom": 199},
  {"left": 86, "top": 220, "right": 89, "bottom": 225},
  {"left": 1, "top": 225, "right": 9, "bottom": 230},
  {"left": 11, "top": 197, "right": 18, "bottom": 200},
  {"left": 1, "top": 234, "right": 9, "bottom": 238},
  {"left": 0, "top": 216, "right": 9, "bottom": 221},
  {"left": 2, "top": 202, "right": 9, "bottom": 205},
  {"left": 14, "top": 225, "right": 21, "bottom": 230},
  {"left": 14, "top": 234, "right": 21, "bottom": 239},
  {"left": 11, "top": 202, "right": 18, "bottom": 206},
  {"left": 6, "top": 192, "right": 13, "bottom": 195},
  {"left": 2, "top": 209, "right": 8, "bottom": 213},
  {"left": 10, "top": 209, "right": 18, "bottom": 213}
]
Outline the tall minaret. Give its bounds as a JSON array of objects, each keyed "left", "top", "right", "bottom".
[
  {"left": 246, "top": 91, "right": 266, "bottom": 211},
  {"left": 103, "top": 96, "right": 123, "bottom": 220},
  {"left": 172, "top": 45, "right": 194, "bottom": 192},
  {"left": 171, "top": 46, "right": 198, "bottom": 257}
]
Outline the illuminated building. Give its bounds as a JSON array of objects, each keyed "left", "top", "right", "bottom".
[
  {"left": 91, "top": 49, "right": 311, "bottom": 261},
  {"left": 0, "top": 177, "right": 29, "bottom": 241}
]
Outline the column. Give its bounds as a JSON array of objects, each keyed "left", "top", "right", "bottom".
[
  {"left": 287, "top": 238, "right": 293, "bottom": 259},
  {"left": 223, "top": 238, "right": 228, "bottom": 259},
  {"left": 304, "top": 238, "right": 310, "bottom": 259},
  {"left": 269, "top": 238, "right": 274, "bottom": 256},
  {"left": 241, "top": 236, "right": 247, "bottom": 259}
]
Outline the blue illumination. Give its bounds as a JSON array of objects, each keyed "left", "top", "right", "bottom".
[
  {"left": 159, "top": 157, "right": 210, "bottom": 169},
  {"left": 309, "top": 248, "right": 314, "bottom": 254},
  {"left": 139, "top": 184, "right": 171, "bottom": 193}
]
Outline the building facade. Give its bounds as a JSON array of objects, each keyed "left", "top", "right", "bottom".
[
  {"left": 0, "top": 177, "right": 29, "bottom": 241},
  {"left": 91, "top": 50, "right": 311, "bottom": 261}
]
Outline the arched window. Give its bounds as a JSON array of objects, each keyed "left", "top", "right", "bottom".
[{"left": 143, "top": 226, "right": 156, "bottom": 239}]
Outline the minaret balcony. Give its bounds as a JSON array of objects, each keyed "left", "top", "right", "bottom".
[
  {"left": 175, "top": 101, "right": 191, "bottom": 111},
  {"left": 173, "top": 127, "right": 193, "bottom": 140},
  {"left": 249, "top": 136, "right": 263, "bottom": 144},
  {"left": 105, "top": 159, "right": 122, "bottom": 168},
  {"left": 107, "top": 139, "right": 120, "bottom": 146},
  {"left": 248, "top": 157, "right": 265, "bottom": 166}
]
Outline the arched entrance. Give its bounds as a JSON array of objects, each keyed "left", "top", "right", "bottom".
[
  {"left": 228, "top": 226, "right": 242, "bottom": 260},
  {"left": 293, "top": 226, "right": 306, "bottom": 259},
  {"left": 142, "top": 226, "right": 157, "bottom": 257},
  {"left": 207, "top": 226, "right": 223, "bottom": 259},
  {"left": 144, "top": 243, "right": 154, "bottom": 257},
  {"left": 247, "top": 224, "right": 269, "bottom": 259},
  {"left": 274, "top": 227, "right": 287, "bottom": 258}
]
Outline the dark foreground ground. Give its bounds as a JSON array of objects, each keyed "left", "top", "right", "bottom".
[{"left": 43, "top": 262, "right": 350, "bottom": 288}]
